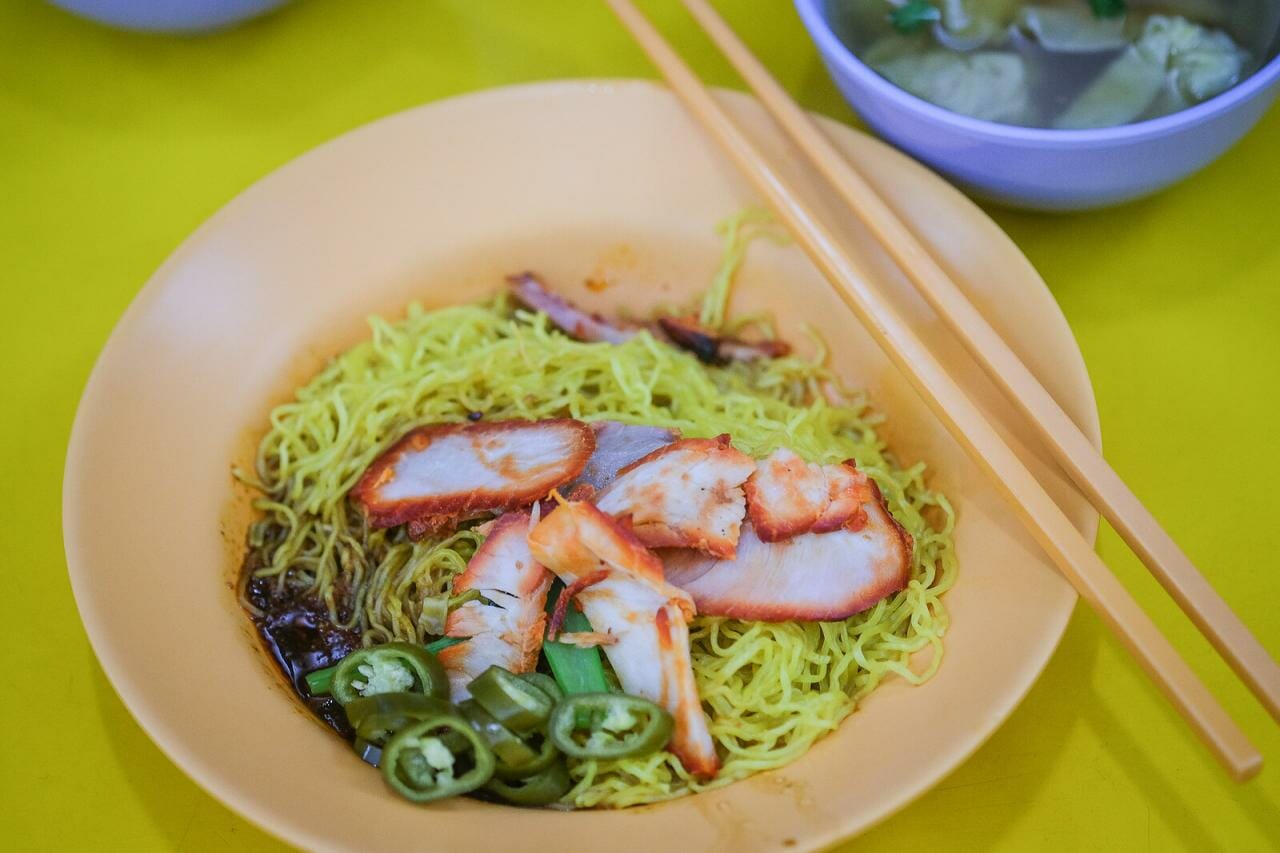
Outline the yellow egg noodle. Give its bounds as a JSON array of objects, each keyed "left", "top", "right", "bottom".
[{"left": 238, "top": 214, "right": 957, "bottom": 808}]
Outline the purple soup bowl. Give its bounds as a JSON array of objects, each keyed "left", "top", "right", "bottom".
[
  {"left": 795, "top": 0, "right": 1280, "bottom": 210},
  {"left": 49, "top": 0, "right": 288, "bottom": 33}
]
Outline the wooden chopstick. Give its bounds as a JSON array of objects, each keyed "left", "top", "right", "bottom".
[
  {"left": 605, "top": 0, "right": 1263, "bottom": 780},
  {"left": 678, "top": 1, "right": 1280, "bottom": 725}
]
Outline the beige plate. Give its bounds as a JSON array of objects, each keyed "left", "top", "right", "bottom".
[{"left": 64, "top": 81, "right": 1100, "bottom": 852}]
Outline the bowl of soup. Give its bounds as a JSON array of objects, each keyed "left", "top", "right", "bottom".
[
  {"left": 49, "top": 0, "right": 288, "bottom": 32},
  {"left": 795, "top": 0, "right": 1280, "bottom": 209}
]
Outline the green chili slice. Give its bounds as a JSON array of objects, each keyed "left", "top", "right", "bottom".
[
  {"left": 519, "top": 672, "right": 564, "bottom": 704},
  {"left": 548, "top": 693, "right": 673, "bottom": 760},
  {"left": 331, "top": 642, "right": 449, "bottom": 705},
  {"left": 381, "top": 717, "right": 495, "bottom": 803},
  {"left": 345, "top": 693, "right": 457, "bottom": 747},
  {"left": 493, "top": 731, "right": 559, "bottom": 781},
  {"left": 458, "top": 699, "right": 540, "bottom": 770},
  {"left": 483, "top": 760, "right": 572, "bottom": 806},
  {"left": 303, "top": 637, "right": 461, "bottom": 697},
  {"left": 467, "top": 666, "right": 555, "bottom": 735}
]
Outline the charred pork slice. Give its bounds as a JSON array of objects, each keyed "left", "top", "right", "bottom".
[
  {"left": 664, "top": 466, "right": 912, "bottom": 622},
  {"left": 438, "top": 511, "right": 553, "bottom": 699},
  {"left": 744, "top": 448, "right": 877, "bottom": 542},
  {"left": 594, "top": 435, "right": 755, "bottom": 559},
  {"left": 507, "top": 272, "right": 641, "bottom": 344},
  {"left": 528, "top": 500, "right": 720, "bottom": 779},
  {"left": 657, "top": 315, "right": 791, "bottom": 365},
  {"left": 350, "top": 418, "right": 595, "bottom": 537},
  {"left": 508, "top": 272, "right": 790, "bottom": 364}
]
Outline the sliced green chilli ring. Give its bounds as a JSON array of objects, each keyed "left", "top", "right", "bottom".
[
  {"left": 548, "top": 692, "right": 673, "bottom": 760},
  {"left": 483, "top": 760, "right": 573, "bottom": 806},
  {"left": 492, "top": 731, "right": 559, "bottom": 782},
  {"left": 458, "top": 699, "right": 540, "bottom": 771},
  {"left": 518, "top": 672, "right": 564, "bottom": 704},
  {"left": 331, "top": 642, "right": 449, "bottom": 705},
  {"left": 344, "top": 693, "right": 457, "bottom": 747},
  {"left": 467, "top": 666, "right": 555, "bottom": 734},
  {"left": 380, "top": 717, "right": 495, "bottom": 803}
]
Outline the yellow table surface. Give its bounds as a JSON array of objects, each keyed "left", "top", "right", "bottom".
[{"left": 2, "top": 1, "right": 1277, "bottom": 850}]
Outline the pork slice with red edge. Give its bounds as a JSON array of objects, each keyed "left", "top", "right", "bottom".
[
  {"left": 657, "top": 315, "right": 792, "bottom": 365},
  {"left": 527, "top": 500, "right": 720, "bottom": 779},
  {"left": 743, "top": 448, "right": 876, "bottom": 542},
  {"left": 437, "top": 511, "right": 553, "bottom": 699},
  {"left": 593, "top": 435, "right": 755, "bottom": 559},
  {"left": 507, "top": 272, "right": 641, "bottom": 344},
  {"left": 664, "top": 462, "right": 912, "bottom": 622},
  {"left": 350, "top": 418, "right": 595, "bottom": 537}
]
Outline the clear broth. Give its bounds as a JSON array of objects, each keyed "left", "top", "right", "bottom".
[{"left": 828, "top": 0, "right": 1280, "bottom": 127}]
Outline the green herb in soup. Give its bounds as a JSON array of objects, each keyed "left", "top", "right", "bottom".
[{"left": 831, "top": 0, "right": 1278, "bottom": 128}]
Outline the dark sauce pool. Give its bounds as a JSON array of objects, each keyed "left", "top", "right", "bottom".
[{"left": 244, "top": 572, "right": 361, "bottom": 739}]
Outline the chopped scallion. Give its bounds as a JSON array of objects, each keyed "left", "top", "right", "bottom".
[
  {"left": 889, "top": 0, "right": 941, "bottom": 33},
  {"left": 1089, "top": 0, "right": 1126, "bottom": 18},
  {"left": 543, "top": 582, "right": 610, "bottom": 695}
]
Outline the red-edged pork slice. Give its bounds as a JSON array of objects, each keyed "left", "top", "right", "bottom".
[
  {"left": 743, "top": 448, "right": 876, "bottom": 542},
  {"left": 438, "top": 512, "right": 553, "bottom": 699},
  {"left": 528, "top": 501, "right": 719, "bottom": 779},
  {"left": 508, "top": 274, "right": 791, "bottom": 365},
  {"left": 594, "top": 435, "right": 755, "bottom": 559},
  {"left": 569, "top": 421, "right": 681, "bottom": 492},
  {"left": 508, "top": 272, "right": 641, "bottom": 345},
  {"left": 657, "top": 315, "right": 792, "bottom": 365},
  {"left": 351, "top": 419, "right": 595, "bottom": 536},
  {"left": 663, "top": 482, "right": 912, "bottom": 622}
]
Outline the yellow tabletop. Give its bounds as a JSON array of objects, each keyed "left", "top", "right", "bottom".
[{"left": 2, "top": 1, "right": 1277, "bottom": 850}]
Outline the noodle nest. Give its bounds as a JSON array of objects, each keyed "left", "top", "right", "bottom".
[{"left": 239, "top": 216, "right": 957, "bottom": 807}]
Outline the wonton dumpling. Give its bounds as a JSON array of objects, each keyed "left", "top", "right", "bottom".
[
  {"left": 1141, "top": 15, "right": 1249, "bottom": 102},
  {"left": 1130, "top": 0, "right": 1279, "bottom": 59},
  {"left": 1053, "top": 44, "right": 1167, "bottom": 128},
  {"left": 1017, "top": 5, "right": 1129, "bottom": 53},
  {"left": 1054, "top": 14, "right": 1249, "bottom": 129},
  {"left": 867, "top": 35, "right": 1033, "bottom": 125}
]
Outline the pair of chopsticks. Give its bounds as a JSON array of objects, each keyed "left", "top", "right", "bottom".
[{"left": 606, "top": 0, "right": 1278, "bottom": 780}]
